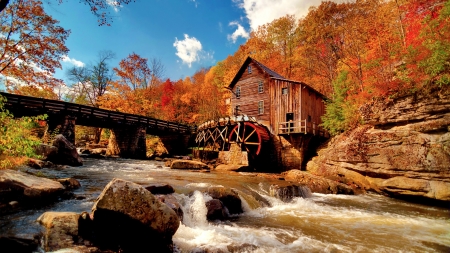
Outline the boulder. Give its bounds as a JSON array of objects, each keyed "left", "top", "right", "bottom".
[
  {"left": 145, "top": 183, "right": 175, "bottom": 195},
  {"left": 283, "top": 170, "right": 354, "bottom": 195},
  {"left": 0, "top": 169, "right": 64, "bottom": 204},
  {"left": 269, "top": 184, "right": 312, "bottom": 202},
  {"left": 155, "top": 194, "right": 184, "bottom": 221},
  {"left": 57, "top": 178, "right": 81, "bottom": 190},
  {"left": 205, "top": 199, "right": 228, "bottom": 220},
  {"left": 27, "top": 158, "right": 46, "bottom": 170},
  {"left": 307, "top": 88, "right": 450, "bottom": 203},
  {"left": 91, "top": 178, "right": 179, "bottom": 252},
  {"left": 47, "top": 134, "right": 83, "bottom": 166},
  {"left": 171, "top": 160, "right": 209, "bottom": 171},
  {"left": 37, "top": 212, "right": 80, "bottom": 252},
  {"left": 34, "top": 144, "right": 58, "bottom": 160},
  {"left": 205, "top": 187, "right": 242, "bottom": 215}
]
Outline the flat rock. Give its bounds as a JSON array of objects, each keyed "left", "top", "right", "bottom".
[
  {"left": 214, "top": 164, "right": 249, "bottom": 171},
  {"left": 171, "top": 160, "right": 209, "bottom": 170},
  {"left": 0, "top": 169, "right": 64, "bottom": 203},
  {"left": 282, "top": 170, "right": 354, "bottom": 195}
]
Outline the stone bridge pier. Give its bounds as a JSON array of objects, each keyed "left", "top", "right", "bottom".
[
  {"left": 106, "top": 125, "right": 147, "bottom": 159},
  {"left": 158, "top": 134, "right": 193, "bottom": 156},
  {"left": 45, "top": 115, "right": 77, "bottom": 144}
]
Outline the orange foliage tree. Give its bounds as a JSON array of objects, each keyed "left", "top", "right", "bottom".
[{"left": 0, "top": 0, "right": 69, "bottom": 91}]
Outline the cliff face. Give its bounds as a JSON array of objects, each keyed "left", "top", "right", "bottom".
[{"left": 307, "top": 88, "right": 450, "bottom": 202}]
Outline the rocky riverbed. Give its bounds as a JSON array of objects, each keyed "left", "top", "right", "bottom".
[{"left": 0, "top": 158, "right": 449, "bottom": 252}]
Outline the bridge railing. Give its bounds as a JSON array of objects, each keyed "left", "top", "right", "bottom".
[{"left": 0, "top": 92, "right": 196, "bottom": 133}]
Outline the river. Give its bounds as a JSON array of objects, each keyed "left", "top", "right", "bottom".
[{"left": 1, "top": 158, "right": 449, "bottom": 252}]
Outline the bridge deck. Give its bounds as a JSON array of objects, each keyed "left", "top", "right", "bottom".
[{"left": 0, "top": 92, "right": 195, "bottom": 134}]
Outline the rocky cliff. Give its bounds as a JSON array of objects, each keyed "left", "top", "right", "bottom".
[{"left": 306, "top": 88, "right": 450, "bottom": 203}]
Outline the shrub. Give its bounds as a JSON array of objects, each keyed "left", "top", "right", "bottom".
[{"left": 0, "top": 95, "right": 46, "bottom": 169}]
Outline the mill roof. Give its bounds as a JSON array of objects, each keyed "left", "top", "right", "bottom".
[{"left": 228, "top": 56, "right": 285, "bottom": 89}]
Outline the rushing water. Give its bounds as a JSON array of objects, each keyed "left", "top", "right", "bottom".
[{"left": 1, "top": 158, "right": 449, "bottom": 253}]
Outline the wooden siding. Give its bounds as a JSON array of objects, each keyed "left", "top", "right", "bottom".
[
  {"left": 230, "top": 61, "right": 270, "bottom": 125},
  {"left": 269, "top": 79, "right": 325, "bottom": 135}
]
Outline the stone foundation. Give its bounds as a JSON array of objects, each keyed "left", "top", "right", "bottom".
[{"left": 218, "top": 143, "right": 248, "bottom": 166}]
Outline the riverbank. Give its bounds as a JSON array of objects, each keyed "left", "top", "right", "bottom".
[{"left": 1, "top": 158, "right": 449, "bottom": 252}]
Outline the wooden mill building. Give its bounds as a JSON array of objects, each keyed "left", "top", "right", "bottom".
[
  {"left": 225, "top": 56, "right": 328, "bottom": 170},
  {"left": 228, "top": 56, "right": 327, "bottom": 137}
]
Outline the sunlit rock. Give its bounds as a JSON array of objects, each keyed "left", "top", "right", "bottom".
[
  {"left": 91, "top": 178, "right": 179, "bottom": 252},
  {"left": 283, "top": 170, "right": 354, "bottom": 194},
  {"left": 307, "top": 89, "right": 450, "bottom": 202},
  {"left": 0, "top": 169, "right": 64, "bottom": 204},
  {"left": 171, "top": 159, "right": 209, "bottom": 170},
  {"left": 37, "top": 211, "right": 80, "bottom": 252}
]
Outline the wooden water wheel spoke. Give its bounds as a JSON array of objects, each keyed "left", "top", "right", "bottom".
[
  {"left": 244, "top": 129, "right": 256, "bottom": 142},
  {"left": 228, "top": 122, "right": 268, "bottom": 156}
]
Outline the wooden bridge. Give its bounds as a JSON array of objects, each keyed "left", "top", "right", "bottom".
[
  {"left": 0, "top": 92, "right": 195, "bottom": 158},
  {"left": 0, "top": 92, "right": 195, "bottom": 134}
]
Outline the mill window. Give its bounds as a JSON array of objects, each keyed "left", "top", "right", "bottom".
[
  {"left": 258, "top": 100, "right": 264, "bottom": 115},
  {"left": 282, "top": 87, "right": 288, "bottom": 95},
  {"left": 236, "top": 86, "right": 241, "bottom": 98},
  {"left": 258, "top": 81, "right": 264, "bottom": 93},
  {"left": 248, "top": 65, "right": 252, "bottom": 74}
]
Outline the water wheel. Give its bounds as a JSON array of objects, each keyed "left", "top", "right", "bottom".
[{"left": 228, "top": 122, "right": 269, "bottom": 156}]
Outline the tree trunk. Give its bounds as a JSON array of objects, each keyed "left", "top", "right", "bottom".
[
  {"left": 0, "top": 0, "right": 9, "bottom": 13},
  {"left": 94, "top": 127, "right": 102, "bottom": 144}
]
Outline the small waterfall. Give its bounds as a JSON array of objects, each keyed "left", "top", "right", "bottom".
[
  {"left": 181, "top": 190, "right": 210, "bottom": 227},
  {"left": 269, "top": 184, "right": 312, "bottom": 202}
]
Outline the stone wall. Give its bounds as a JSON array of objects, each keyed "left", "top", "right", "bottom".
[
  {"left": 271, "top": 134, "right": 314, "bottom": 171},
  {"left": 218, "top": 143, "right": 248, "bottom": 166}
]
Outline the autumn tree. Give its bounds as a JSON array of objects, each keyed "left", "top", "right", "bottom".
[
  {"left": 0, "top": 0, "right": 69, "bottom": 91},
  {"left": 67, "top": 50, "right": 115, "bottom": 107},
  {"left": 0, "top": 0, "right": 137, "bottom": 26},
  {"left": 403, "top": 0, "right": 449, "bottom": 87},
  {"left": 67, "top": 50, "right": 115, "bottom": 143},
  {"left": 100, "top": 53, "right": 163, "bottom": 118}
]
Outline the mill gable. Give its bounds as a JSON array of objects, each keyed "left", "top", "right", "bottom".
[{"left": 228, "top": 56, "right": 327, "bottom": 136}]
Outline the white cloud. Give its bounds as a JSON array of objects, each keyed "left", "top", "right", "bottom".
[
  {"left": 190, "top": 0, "right": 199, "bottom": 8},
  {"left": 173, "top": 34, "right": 203, "bottom": 68},
  {"left": 227, "top": 21, "right": 250, "bottom": 43},
  {"left": 62, "top": 55, "right": 85, "bottom": 67},
  {"left": 106, "top": 0, "right": 120, "bottom": 12},
  {"left": 234, "top": 0, "right": 330, "bottom": 31}
]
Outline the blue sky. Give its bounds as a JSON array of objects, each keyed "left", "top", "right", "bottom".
[{"left": 3, "top": 0, "right": 330, "bottom": 89}]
